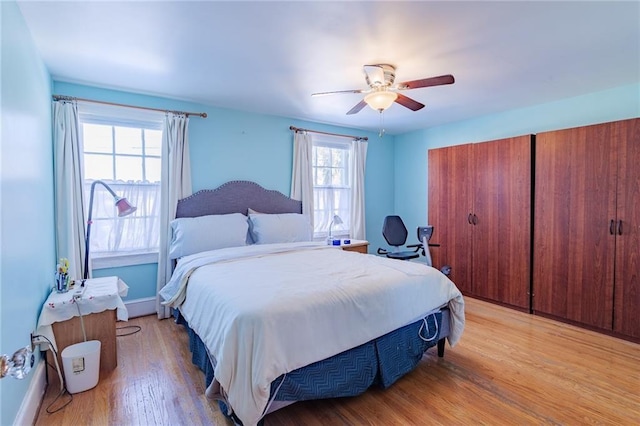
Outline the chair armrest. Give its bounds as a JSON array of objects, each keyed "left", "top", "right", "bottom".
[{"left": 406, "top": 243, "right": 422, "bottom": 252}]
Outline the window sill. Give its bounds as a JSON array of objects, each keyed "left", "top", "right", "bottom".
[
  {"left": 314, "top": 233, "right": 350, "bottom": 241},
  {"left": 92, "top": 252, "right": 158, "bottom": 269}
]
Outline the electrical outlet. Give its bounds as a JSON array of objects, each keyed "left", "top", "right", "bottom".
[
  {"left": 31, "top": 332, "right": 46, "bottom": 350},
  {"left": 72, "top": 286, "right": 85, "bottom": 299}
]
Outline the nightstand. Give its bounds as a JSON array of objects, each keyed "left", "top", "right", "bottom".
[
  {"left": 36, "top": 277, "right": 129, "bottom": 377},
  {"left": 340, "top": 240, "right": 369, "bottom": 254}
]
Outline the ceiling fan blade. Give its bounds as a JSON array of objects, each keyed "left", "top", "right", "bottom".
[
  {"left": 395, "top": 93, "right": 425, "bottom": 111},
  {"left": 398, "top": 74, "right": 455, "bottom": 90},
  {"left": 311, "top": 89, "right": 364, "bottom": 97},
  {"left": 346, "top": 100, "right": 368, "bottom": 115},
  {"left": 363, "top": 65, "right": 386, "bottom": 86}
]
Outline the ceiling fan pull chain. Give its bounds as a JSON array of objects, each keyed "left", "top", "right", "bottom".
[{"left": 379, "top": 111, "right": 386, "bottom": 137}]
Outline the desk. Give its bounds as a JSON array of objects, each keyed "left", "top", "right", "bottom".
[
  {"left": 37, "top": 277, "right": 128, "bottom": 375},
  {"left": 340, "top": 240, "right": 369, "bottom": 254}
]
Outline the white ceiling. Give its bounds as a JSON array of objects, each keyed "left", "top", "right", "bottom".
[{"left": 17, "top": 1, "right": 640, "bottom": 135}]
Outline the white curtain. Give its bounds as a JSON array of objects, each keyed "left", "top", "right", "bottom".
[
  {"left": 291, "top": 131, "right": 314, "bottom": 229},
  {"left": 53, "top": 101, "right": 87, "bottom": 280},
  {"left": 349, "top": 139, "right": 368, "bottom": 240},
  {"left": 86, "top": 181, "right": 161, "bottom": 255},
  {"left": 156, "top": 113, "right": 192, "bottom": 319},
  {"left": 314, "top": 187, "right": 350, "bottom": 238}
]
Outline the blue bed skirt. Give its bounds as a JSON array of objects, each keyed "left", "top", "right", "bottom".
[{"left": 175, "top": 310, "right": 442, "bottom": 422}]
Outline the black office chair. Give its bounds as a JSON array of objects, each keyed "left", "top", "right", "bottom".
[{"left": 377, "top": 216, "right": 421, "bottom": 260}]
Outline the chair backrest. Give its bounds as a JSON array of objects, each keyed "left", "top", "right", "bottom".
[{"left": 382, "top": 215, "right": 409, "bottom": 247}]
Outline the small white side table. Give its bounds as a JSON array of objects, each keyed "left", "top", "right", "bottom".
[{"left": 37, "top": 277, "right": 129, "bottom": 375}]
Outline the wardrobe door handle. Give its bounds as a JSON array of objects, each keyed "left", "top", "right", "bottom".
[
  {"left": 610, "top": 220, "right": 615, "bottom": 235},
  {"left": 617, "top": 220, "right": 623, "bottom": 235},
  {"left": 468, "top": 213, "right": 473, "bottom": 225},
  {"left": 472, "top": 214, "right": 478, "bottom": 225}
]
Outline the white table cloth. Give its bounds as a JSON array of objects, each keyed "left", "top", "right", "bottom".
[{"left": 36, "top": 276, "right": 129, "bottom": 350}]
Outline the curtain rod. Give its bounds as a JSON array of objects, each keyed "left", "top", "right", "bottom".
[
  {"left": 52, "top": 95, "right": 207, "bottom": 118},
  {"left": 289, "top": 125, "right": 368, "bottom": 141}
]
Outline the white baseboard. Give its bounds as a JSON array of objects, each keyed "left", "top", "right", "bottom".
[
  {"left": 14, "top": 359, "right": 46, "bottom": 426},
  {"left": 124, "top": 297, "right": 156, "bottom": 318}
]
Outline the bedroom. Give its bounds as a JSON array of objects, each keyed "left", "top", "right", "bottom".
[{"left": 1, "top": 1, "right": 639, "bottom": 425}]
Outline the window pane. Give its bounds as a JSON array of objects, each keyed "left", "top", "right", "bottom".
[
  {"left": 114, "top": 126, "right": 143, "bottom": 155},
  {"left": 89, "top": 219, "right": 112, "bottom": 253},
  {"left": 83, "top": 123, "right": 113, "bottom": 153},
  {"left": 315, "top": 147, "right": 331, "bottom": 167},
  {"left": 145, "top": 157, "right": 161, "bottom": 183},
  {"left": 332, "top": 149, "right": 344, "bottom": 167},
  {"left": 115, "top": 156, "right": 143, "bottom": 181},
  {"left": 314, "top": 167, "right": 330, "bottom": 186},
  {"left": 84, "top": 154, "right": 113, "bottom": 180},
  {"left": 145, "top": 129, "right": 162, "bottom": 156},
  {"left": 331, "top": 168, "right": 344, "bottom": 186}
]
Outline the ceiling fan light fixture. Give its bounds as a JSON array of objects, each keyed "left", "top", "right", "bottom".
[{"left": 364, "top": 91, "right": 398, "bottom": 112}]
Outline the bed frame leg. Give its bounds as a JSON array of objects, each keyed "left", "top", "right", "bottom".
[{"left": 437, "top": 338, "right": 445, "bottom": 358}]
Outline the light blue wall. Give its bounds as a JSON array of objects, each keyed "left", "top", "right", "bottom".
[
  {"left": 0, "top": 2, "right": 54, "bottom": 424},
  {"left": 52, "top": 82, "right": 396, "bottom": 300},
  {"left": 394, "top": 83, "right": 640, "bottom": 236}
]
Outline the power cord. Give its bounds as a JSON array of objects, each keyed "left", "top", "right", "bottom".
[
  {"left": 73, "top": 294, "right": 88, "bottom": 343},
  {"left": 32, "top": 318, "right": 141, "bottom": 415},
  {"left": 116, "top": 325, "right": 142, "bottom": 337},
  {"left": 31, "top": 334, "right": 73, "bottom": 414}
]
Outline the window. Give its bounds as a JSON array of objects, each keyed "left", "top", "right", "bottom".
[
  {"left": 312, "top": 136, "right": 352, "bottom": 239},
  {"left": 80, "top": 108, "right": 163, "bottom": 268}
]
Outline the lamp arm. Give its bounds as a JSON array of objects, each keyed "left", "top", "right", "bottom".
[
  {"left": 83, "top": 180, "right": 117, "bottom": 280},
  {"left": 92, "top": 180, "right": 118, "bottom": 198}
]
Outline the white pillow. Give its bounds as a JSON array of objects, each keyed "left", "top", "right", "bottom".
[
  {"left": 249, "top": 213, "right": 312, "bottom": 244},
  {"left": 169, "top": 213, "right": 249, "bottom": 259}
]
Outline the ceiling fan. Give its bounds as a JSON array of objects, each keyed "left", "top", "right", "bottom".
[{"left": 312, "top": 64, "right": 455, "bottom": 115}]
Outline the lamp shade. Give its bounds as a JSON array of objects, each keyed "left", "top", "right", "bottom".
[
  {"left": 115, "top": 197, "right": 137, "bottom": 217},
  {"left": 364, "top": 91, "right": 398, "bottom": 111},
  {"left": 328, "top": 214, "right": 343, "bottom": 242}
]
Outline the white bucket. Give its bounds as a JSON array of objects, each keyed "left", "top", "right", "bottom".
[{"left": 61, "top": 340, "right": 101, "bottom": 393}]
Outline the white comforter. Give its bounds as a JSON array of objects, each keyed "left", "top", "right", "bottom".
[{"left": 160, "top": 242, "right": 464, "bottom": 426}]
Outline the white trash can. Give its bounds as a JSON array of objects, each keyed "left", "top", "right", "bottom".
[{"left": 61, "top": 340, "right": 101, "bottom": 393}]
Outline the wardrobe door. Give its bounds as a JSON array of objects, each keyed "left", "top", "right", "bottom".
[
  {"left": 534, "top": 123, "right": 617, "bottom": 329},
  {"left": 613, "top": 118, "right": 640, "bottom": 338},
  {"left": 472, "top": 136, "right": 532, "bottom": 309},
  {"left": 428, "top": 144, "right": 473, "bottom": 294}
]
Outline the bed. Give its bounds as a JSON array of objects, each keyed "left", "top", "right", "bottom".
[{"left": 159, "top": 180, "right": 465, "bottom": 426}]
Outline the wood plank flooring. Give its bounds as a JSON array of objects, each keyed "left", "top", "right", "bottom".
[{"left": 35, "top": 297, "right": 640, "bottom": 425}]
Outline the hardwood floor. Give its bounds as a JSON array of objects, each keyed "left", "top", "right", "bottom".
[{"left": 35, "top": 297, "right": 640, "bottom": 425}]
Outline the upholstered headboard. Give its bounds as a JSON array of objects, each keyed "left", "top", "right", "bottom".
[{"left": 175, "top": 180, "right": 302, "bottom": 218}]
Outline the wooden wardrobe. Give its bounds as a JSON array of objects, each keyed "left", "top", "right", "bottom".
[
  {"left": 428, "top": 135, "right": 533, "bottom": 310},
  {"left": 533, "top": 118, "right": 639, "bottom": 339}
]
